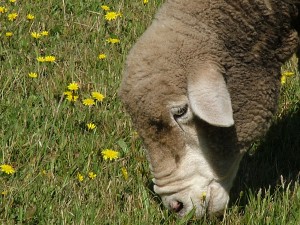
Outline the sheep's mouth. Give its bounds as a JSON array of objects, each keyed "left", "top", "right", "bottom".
[{"left": 170, "top": 200, "right": 184, "bottom": 213}]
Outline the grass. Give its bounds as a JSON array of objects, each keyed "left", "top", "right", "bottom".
[{"left": 0, "top": 0, "right": 299, "bottom": 224}]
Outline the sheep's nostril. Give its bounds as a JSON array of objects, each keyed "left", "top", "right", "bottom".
[{"left": 170, "top": 200, "right": 184, "bottom": 213}]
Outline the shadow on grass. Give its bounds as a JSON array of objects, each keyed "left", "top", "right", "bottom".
[{"left": 230, "top": 105, "right": 300, "bottom": 207}]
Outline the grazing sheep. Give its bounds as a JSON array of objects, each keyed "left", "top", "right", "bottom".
[{"left": 119, "top": 0, "right": 299, "bottom": 217}]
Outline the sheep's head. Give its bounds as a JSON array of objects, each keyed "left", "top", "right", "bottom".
[{"left": 119, "top": 21, "right": 244, "bottom": 217}]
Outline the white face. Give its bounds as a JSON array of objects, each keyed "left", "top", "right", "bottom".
[
  {"left": 150, "top": 101, "right": 243, "bottom": 217},
  {"left": 120, "top": 60, "right": 244, "bottom": 217}
]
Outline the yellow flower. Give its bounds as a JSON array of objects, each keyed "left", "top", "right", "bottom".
[
  {"left": 63, "top": 91, "right": 72, "bottom": 96},
  {"left": 200, "top": 191, "right": 207, "bottom": 201},
  {"left": 132, "top": 131, "right": 139, "bottom": 138},
  {"left": 101, "top": 149, "right": 120, "bottom": 161},
  {"left": 281, "top": 75, "right": 287, "bottom": 85},
  {"left": 88, "top": 172, "right": 97, "bottom": 179},
  {"left": 26, "top": 14, "right": 35, "bottom": 20},
  {"left": 77, "top": 173, "right": 84, "bottom": 182},
  {"left": 5, "top": 32, "right": 13, "bottom": 37},
  {"left": 0, "top": 164, "right": 15, "bottom": 174},
  {"left": 280, "top": 71, "right": 295, "bottom": 85},
  {"left": 66, "top": 94, "right": 79, "bottom": 102},
  {"left": 64, "top": 91, "right": 79, "bottom": 102},
  {"left": 87, "top": 122, "right": 96, "bottom": 130},
  {"left": 28, "top": 72, "right": 38, "bottom": 78},
  {"left": 0, "top": 6, "right": 8, "bottom": 13},
  {"left": 282, "top": 71, "right": 294, "bottom": 77},
  {"left": 98, "top": 53, "right": 106, "bottom": 60},
  {"left": 106, "top": 38, "right": 120, "bottom": 44},
  {"left": 7, "top": 13, "right": 18, "bottom": 21},
  {"left": 105, "top": 11, "right": 121, "bottom": 21},
  {"left": 91, "top": 91, "right": 105, "bottom": 101},
  {"left": 67, "top": 82, "right": 79, "bottom": 91},
  {"left": 121, "top": 167, "right": 128, "bottom": 180},
  {"left": 31, "top": 32, "right": 41, "bottom": 39},
  {"left": 44, "top": 56, "right": 56, "bottom": 62},
  {"left": 9, "top": 0, "right": 16, "bottom": 2},
  {"left": 101, "top": 5, "right": 110, "bottom": 11},
  {"left": 1, "top": 191, "right": 8, "bottom": 196},
  {"left": 143, "top": 0, "right": 149, "bottom": 4},
  {"left": 82, "top": 98, "right": 95, "bottom": 106},
  {"left": 37, "top": 56, "right": 45, "bottom": 62},
  {"left": 37, "top": 56, "right": 55, "bottom": 62},
  {"left": 40, "top": 31, "right": 49, "bottom": 36}
]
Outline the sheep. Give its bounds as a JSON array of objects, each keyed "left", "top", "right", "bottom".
[{"left": 119, "top": 0, "right": 300, "bottom": 217}]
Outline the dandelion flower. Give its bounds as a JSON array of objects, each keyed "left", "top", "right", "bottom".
[
  {"left": 9, "top": 0, "right": 16, "bottom": 2},
  {"left": 44, "top": 56, "right": 56, "bottom": 62},
  {"left": 91, "top": 91, "right": 105, "bottom": 102},
  {"left": 82, "top": 98, "right": 95, "bottom": 106},
  {"left": 132, "top": 131, "right": 139, "bottom": 138},
  {"left": 37, "top": 56, "right": 46, "bottom": 62},
  {"left": 67, "top": 82, "right": 79, "bottom": 91},
  {"left": 101, "top": 149, "right": 120, "bottom": 161},
  {"left": 28, "top": 72, "right": 38, "bottom": 78},
  {"left": 87, "top": 122, "right": 96, "bottom": 130},
  {"left": 105, "top": 11, "right": 121, "bottom": 21},
  {"left": 98, "top": 53, "right": 106, "bottom": 60},
  {"left": 281, "top": 75, "right": 287, "bottom": 85},
  {"left": 64, "top": 91, "right": 79, "bottom": 102},
  {"left": 106, "top": 38, "right": 120, "bottom": 44},
  {"left": 63, "top": 91, "right": 72, "bottom": 96},
  {"left": 26, "top": 14, "right": 35, "bottom": 20},
  {"left": 66, "top": 94, "right": 79, "bottom": 102},
  {"left": 88, "top": 172, "right": 97, "bottom": 179},
  {"left": 200, "top": 192, "right": 207, "bottom": 201},
  {"left": 1, "top": 191, "right": 8, "bottom": 196},
  {"left": 31, "top": 32, "right": 41, "bottom": 39},
  {"left": 77, "top": 173, "right": 84, "bottom": 182},
  {"left": 8, "top": 13, "right": 18, "bottom": 21},
  {"left": 101, "top": 5, "right": 110, "bottom": 11},
  {"left": 37, "top": 56, "right": 55, "bottom": 62},
  {"left": 282, "top": 71, "right": 294, "bottom": 77},
  {"left": 143, "top": 0, "right": 149, "bottom": 4},
  {"left": 0, "top": 6, "right": 8, "bottom": 13},
  {"left": 0, "top": 164, "right": 15, "bottom": 174},
  {"left": 121, "top": 167, "right": 128, "bottom": 180},
  {"left": 5, "top": 32, "right": 13, "bottom": 37},
  {"left": 280, "top": 71, "right": 294, "bottom": 85},
  {"left": 40, "top": 31, "right": 49, "bottom": 36}
]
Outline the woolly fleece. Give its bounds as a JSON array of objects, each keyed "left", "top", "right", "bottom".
[{"left": 120, "top": 0, "right": 298, "bottom": 154}]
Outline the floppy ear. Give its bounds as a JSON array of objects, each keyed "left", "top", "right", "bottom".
[{"left": 187, "top": 65, "right": 234, "bottom": 127}]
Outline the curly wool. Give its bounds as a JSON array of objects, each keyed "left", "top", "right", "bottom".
[{"left": 119, "top": 0, "right": 299, "bottom": 151}]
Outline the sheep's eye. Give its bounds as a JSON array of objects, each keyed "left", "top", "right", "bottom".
[{"left": 171, "top": 105, "right": 188, "bottom": 119}]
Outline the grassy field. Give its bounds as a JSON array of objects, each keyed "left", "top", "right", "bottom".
[{"left": 0, "top": 0, "right": 299, "bottom": 224}]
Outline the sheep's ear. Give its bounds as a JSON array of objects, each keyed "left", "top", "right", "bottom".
[{"left": 187, "top": 65, "right": 234, "bottom": 127}]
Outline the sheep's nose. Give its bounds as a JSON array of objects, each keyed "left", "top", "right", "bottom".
[{"left": 170, "top": 200, "right": 184, "bottom": 213}]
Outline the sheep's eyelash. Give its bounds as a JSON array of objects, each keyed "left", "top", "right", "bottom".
[
  {"left": 171, "top": 105, "right": 188, "bottom": 117},
  {"left": 171, "top": 105, "right": 192, "bottom": 124}
]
